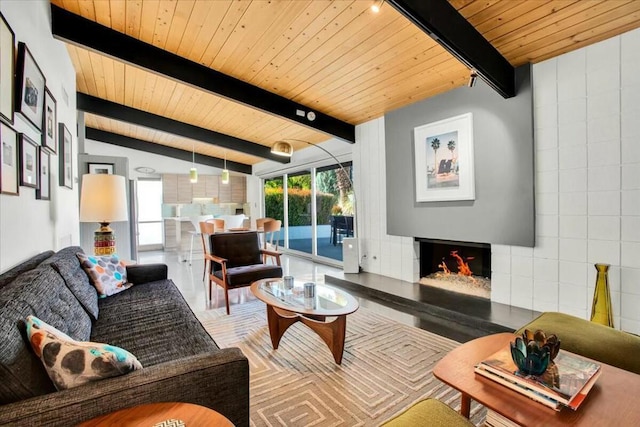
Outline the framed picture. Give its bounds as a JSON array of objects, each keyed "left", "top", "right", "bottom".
[
  {"left": 0, "top": 13, "right": 15, "bottom": 124},
  {"left": 36, "top": 147, "right": 50, "bottom": 200},
  {"left": 413, "top": 112, "right": 475, "bottom": 202},
  {"left": 42, "top": 87, "right": 56, "bottom": 153},
  {"left": 59, "top": 122, "right": 72, "bottom": 188},
  {"left": 0, "top": 122, "right": 18, "bottom": 195},
  {"left": 15, "top": 42, "right": 45, "bottom": 131},
  {"left": 19, "top": 133, "right": 38, "bottom": 188},
  {"left": 88, "top": 163, "right": 114, "bottom": 175}
]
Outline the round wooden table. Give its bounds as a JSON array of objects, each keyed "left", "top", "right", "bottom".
[{"left": 78, "top": 402, "right": 234, "bottom": 426}]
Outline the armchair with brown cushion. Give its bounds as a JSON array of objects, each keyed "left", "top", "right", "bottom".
[{"left": 208, "top": 231, "right": 282, "bottom": 314}]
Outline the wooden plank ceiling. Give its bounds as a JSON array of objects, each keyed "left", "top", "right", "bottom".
[{"left": 52, "top": 0, "right": 640, "bottom": 168}]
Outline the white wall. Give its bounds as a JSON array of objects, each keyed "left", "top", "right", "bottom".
[
  {"left": 353, "top": 117, "right": 419, "bottom": 283},
  {"left": 0, "top": 0, "right": 77, "bottom": 271},
  {"left": 84, "top": 139, "right": 227, "bottom": 181},
  {"left": 490, "top": 28, "right": 640, "bottom": 334},
  {"left": 351, "top": 28, "right": 640, "bottom": 335}
]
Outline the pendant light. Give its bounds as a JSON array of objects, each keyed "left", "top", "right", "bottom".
[
  {"left": 221, "top": 151, "right": 229, "bottom": 184},
  {"left": 190, "top": 142, "right": 198, "bottom": 183}
]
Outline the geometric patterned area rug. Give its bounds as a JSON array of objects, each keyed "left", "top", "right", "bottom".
[{"left": 196, "top": 299, "right": 486, "bottom": 426}]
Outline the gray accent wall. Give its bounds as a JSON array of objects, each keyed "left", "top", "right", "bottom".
[{"left": 385, "top": 64, "right": 534, "bottom": 247}]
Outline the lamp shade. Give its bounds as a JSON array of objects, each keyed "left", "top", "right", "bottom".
[
  {"left": 221, "top": 169, "right": 230, "bottom": 184},
  {"left": 79, "top": 174, "right": 129, "bottom": 223},
  {"left": 271, "top": 140, "right": 294, "bottom": 157}
]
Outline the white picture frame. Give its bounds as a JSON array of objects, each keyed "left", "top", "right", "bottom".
[
  {"left": 15, "top": 42, "right": 45, "bottom": 131},
  {"left": 88, "top": 163, "right": 114, "bottom": 175},
  {"left": 36, "top": 147, "right": 50, "bottom": 200},
  {"left": 414, "top": 112, "right": 475, "bottom": 202}
]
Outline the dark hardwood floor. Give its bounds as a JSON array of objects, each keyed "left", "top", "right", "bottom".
[{"left": 325, "top": 271, "right": 540, "bottom": 343}]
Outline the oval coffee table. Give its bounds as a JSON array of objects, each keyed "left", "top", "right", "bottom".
[{"left": 250, "top": 278, "right": 359, "bottom": 364}]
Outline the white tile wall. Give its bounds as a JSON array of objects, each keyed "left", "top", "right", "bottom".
[
  {"left": 493, "top": 28, "right": 640, "bottom": 334},
  {"left": 354, "top": 28, "right": 640, "bottom": 334}
]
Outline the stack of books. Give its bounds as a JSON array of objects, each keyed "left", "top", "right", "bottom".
[{"left": 475, "top": 346, "right": 601, "bottom": 411}]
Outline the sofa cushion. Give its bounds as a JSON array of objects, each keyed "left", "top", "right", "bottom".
[
  {"left": 76, "top": 252, "right": 130, "bottom": 297},
  {"left": 0, "top": 250, "right": 54, "bottom": 290},
  {"left": 214, "top": 264, "right": 282, "bottom": 288},
  {"left": 0, "top": 265, "right": 92, "bottom": 404},
  {"left": 91, "top": 280, "right": 219, "bottom": 367},
  {"left": 26, "top": 315, "right": 142, "bottom": 391},
  {"left": 40, "top": 247, "right": 99, "bottom": 320}
]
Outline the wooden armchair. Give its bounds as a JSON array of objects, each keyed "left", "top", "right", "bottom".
[
  {"left": 207, "top": 231, "right": 282, "bottom": 314},
  {"left": 199, "top": 221, "right": 216, "bottom": 282}
]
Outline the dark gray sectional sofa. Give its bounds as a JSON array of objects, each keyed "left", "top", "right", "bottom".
[{"left": 0, "top": 246, "right": 249, "bottom": 426}]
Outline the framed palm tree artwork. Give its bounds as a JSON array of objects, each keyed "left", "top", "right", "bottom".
[{"left": 413, "top": 113, "right": 475, "bottom": 202}]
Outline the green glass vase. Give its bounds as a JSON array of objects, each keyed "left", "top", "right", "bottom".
[{"left": 590, "top": 263, "right": 614, "bottom": 328}]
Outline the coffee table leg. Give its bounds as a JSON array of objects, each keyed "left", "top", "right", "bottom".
[
  {"left": 300, "top": 314, "right": 347, "bottom": 364},
  {"left": 266, "top": 304, "right": 299, "bottom": 349},
  {"left": 460, "top": 393, "right": 471, "bottom": 418}
]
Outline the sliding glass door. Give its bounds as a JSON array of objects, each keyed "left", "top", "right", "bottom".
[
  {"left": 263, "top": 176, "right": 284, "bottom": 249},
  {"left": 287, "top": 171, "right": 312, "bottom": 255},
  {"left": 263, "top": 162, "right": 353, "bottom": 264}
]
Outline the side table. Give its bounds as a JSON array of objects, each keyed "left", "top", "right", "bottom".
[
  {"left": 78, "top": 402, "right": 234, "bottom": 426},
  {"left": 433, "top": 332, "right": 640, "bottom": 426}
]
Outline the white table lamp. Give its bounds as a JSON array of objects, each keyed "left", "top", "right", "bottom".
[{"left": 79, "top": 174, "right": 129, "bottom": 256}]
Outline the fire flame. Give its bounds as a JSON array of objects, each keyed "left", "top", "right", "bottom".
[{"left": 438, "top": 250, "right": 476, "bottom": 283}]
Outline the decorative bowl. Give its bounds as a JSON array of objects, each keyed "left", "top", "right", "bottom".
[
  {"left": 510, "top": 336, "right": 551, "bottom": 376},
  {"left": 521, "top": 329, "right": 561, "bottom": 361}
]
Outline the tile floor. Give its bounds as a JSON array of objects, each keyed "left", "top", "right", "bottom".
[{"left": 138, "top": 249, "right": 425, "bottom": 330}]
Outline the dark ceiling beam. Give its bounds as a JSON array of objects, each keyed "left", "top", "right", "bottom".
[
  {"left": 77, "top": 93, "right": 288, "bottom": 164},
  {"left": 86, "top": 128, "right": 253, "bottom": 175},
  {"left": 386, "top": 0, "right": 515, "bottom": 98},
  {"left": 51, "top": 4, "right": 355, "bottom": 143}
]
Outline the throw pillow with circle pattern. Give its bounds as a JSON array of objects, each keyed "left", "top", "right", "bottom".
[
  {"left": 26, "top": 315, "right": 142, "bottom": 390},
  {"left": 76, "top": 253, "right": 131, "bottom": 297}
]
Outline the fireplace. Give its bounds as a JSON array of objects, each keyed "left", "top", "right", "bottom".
[{"left": 417, "top": 238, "right": 491, "bottom": 299}]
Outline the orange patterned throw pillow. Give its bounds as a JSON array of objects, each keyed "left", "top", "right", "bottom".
[
  {"left": 25, "top": 315, "right": 142, "bottom": 390},
  {"left": 76, "top": 253, "right": 131, "bottom": 297}
]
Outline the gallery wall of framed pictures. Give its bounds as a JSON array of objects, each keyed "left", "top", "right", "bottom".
[
  {"left": 0, "top": 11, "right": 74, "bottom": 203},
  {"left": 0, "top": 13, "right": 14, "bottom": 125}
]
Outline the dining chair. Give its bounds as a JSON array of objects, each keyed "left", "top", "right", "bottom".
[
  {"left": 212, "top": 218, "right": 225, "bottom": 230},
  {"left": 255, "top": 217, "right": 274, "bottom": 230},
  {"left": 255, "top": 217, "right": 274, "bottom": 248},
  {"left": 199, "top": 221, "right": 216, "bottom": 282},
  {"left": 262, "top": 219, "right": 282, "bottom": 263},
  {"left": 188, "top": 215, "right": 213, "bottom": 265}
]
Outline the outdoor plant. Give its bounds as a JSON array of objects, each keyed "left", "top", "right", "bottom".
[{"left": 265, "top": 187, "right": 334, "bottom": 225}]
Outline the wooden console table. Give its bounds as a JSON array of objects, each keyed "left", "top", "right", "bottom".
[{"left": 434, "top": 333, "right": 640, "bottom": 426}]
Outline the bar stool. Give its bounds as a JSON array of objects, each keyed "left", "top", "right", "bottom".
[{"left": 188, "top": 215, "right": 213, "bottom": 265}]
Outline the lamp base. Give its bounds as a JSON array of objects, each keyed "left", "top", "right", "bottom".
[{"left": 94, "top": 222, "right": 116, "bottom": 256}]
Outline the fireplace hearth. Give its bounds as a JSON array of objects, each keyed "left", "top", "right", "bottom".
[{"left": 417, "top": 238, "right": 491, "bottom": 299}]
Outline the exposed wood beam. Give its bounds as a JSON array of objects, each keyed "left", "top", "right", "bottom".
[
  {"left": 85, "top": 128, "right": 253, "bottom": 175},
  {"left": 386, "top": 0, "right": 515, "bottom": 98},
  {"left": 77, "top": 93, "right": 288, "bottom": 164},
  {"left": 51, "top": 4, "right": 355, "bottom": 143}
]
